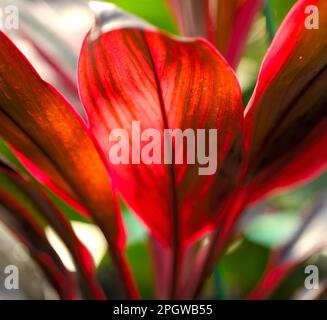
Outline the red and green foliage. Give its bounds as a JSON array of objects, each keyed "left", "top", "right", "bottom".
[{"left": 0, "top": 0, "right": 326, "bottom": 299}]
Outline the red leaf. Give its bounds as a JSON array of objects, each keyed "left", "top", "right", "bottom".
[
  {"left": 167, "top": 0, "right": 263, "bottom": 67},
  {"left": 244, "top": 0, "right": 327, "bottom": 203},
  {"left": 225, "top": 0, "right": 264, "bottom": 67},
  {"left": 183, "top": 1, "right": 327, "bottom": 297},
  {"left": 0, "top": 30, "right": 139, "bottom": 299},
  {"left": 0, "top": 30, "right": 124, "bottom": 248},
  {"left": 0, "top": 162, "right": 105, "bottom": 299},
  {"left": 0, "top": 174, "right": 77, "bottom": 299},
  {"left": 78, "top": 4, "right": 244, "bottom": 248}
]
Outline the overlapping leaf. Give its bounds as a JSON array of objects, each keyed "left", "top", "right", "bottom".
[
  {"left": 167, "top": 0, "right": 263, "bottom": 67},
  {"left": 2, "top": 0, "right": 93, "bottom": 111},
  {"left": 78, "top": 3, "right": 244, "bottom": 247},
  {"left": 248, "top": 194, "right": 327, "bottom": 299},
  {"left": 244, "top": 0, "right": 327, "bottom": 203},
  {"left": 0, "top": 161, "right": 105, "bottom": 299},
  {"left": 184, "top": 0, "right": 327, "bottom": 297},
  {"left": 0, "top": 165, "right": 77, "bottom": 299},
  {"left": 0, "top": 31, "right": 124, "bottom": 251}
]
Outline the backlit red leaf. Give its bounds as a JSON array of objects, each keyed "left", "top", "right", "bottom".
[
  {"left": 78, "top": 4, "right": 244, "bottom": 248},
  {"left": 244, "top": 0, "right": 327, "bottom": 203},
  {"left": 0, "top": 31, "right": 124, "bottom": 251}
]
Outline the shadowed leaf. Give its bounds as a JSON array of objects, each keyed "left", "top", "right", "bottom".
[
  {"left": 0, "top": 31, "right": 125, "bottom": 253},
  {"left": 0, "top": 161, "right": 105, "bottom": 299},
  {"left": 244, "top": 0, "right": 327, "bottom": 203},
  {"left": 248, "top": 194, "right": 327, "bottom": 299},
  {"left": 0, "top": 180, "right": 77, "bottom": 299}
]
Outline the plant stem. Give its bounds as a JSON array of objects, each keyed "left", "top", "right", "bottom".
[
  {"left": 192, "top": 192, "right": 246, "bottom": 298},
  {"left": 192, "top": 227, "right": 224, "bottom": 299},
  {"left": 169, "top": 169, "right": 181, "bottom": 300},
  {"left": 170, "top": 241, "right": 181, "bottom": 299},
  {"left": 213, "top": 268, "right": 226, "bottom": 300},
  {"left": 109, "top": 244, "right": 140, "bottom": 300}
]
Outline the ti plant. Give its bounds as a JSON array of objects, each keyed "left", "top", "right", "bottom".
[{"left": 0, "top": 0, "right": 326, "bottom": 300}]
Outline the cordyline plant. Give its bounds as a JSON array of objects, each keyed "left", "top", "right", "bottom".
[{"left": 0, "top": 0, "right": 326, "bottom": 300}]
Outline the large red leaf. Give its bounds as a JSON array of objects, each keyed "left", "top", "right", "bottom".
[
  {"left": 0, "top": 30, "right": 139, "bottom": 299},
  {"left": 167, "top": 0, "right": 263, "bottom": 67},
  {"left": 244, "top": 0, "right": 327, "bottom": 203},
  {"left": 0, "top": 30, "right": 124, "bottom": 247},
  {"left": 78, "top": 3, "right": 244, "bottom": 248}
]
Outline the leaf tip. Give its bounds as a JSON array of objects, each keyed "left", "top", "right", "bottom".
[{"left": 88, "top": 1, "right": 155, "bottom": 41}]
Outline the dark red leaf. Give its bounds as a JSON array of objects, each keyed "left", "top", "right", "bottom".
[
  {"left": 0, "top": 29, "right": 126, "bottom": 247},
  {"left": 244, "top": 0, "right": 327, "bottom": 203},
  {"left": 0, "top": 178, "right": 77, "bottom": 299},
  {"left": 0, "top": 31, "right": 139, "bottom": 299},
  {"left": 0, "top": 30, "right": 124, "bottom": 247},
  {"left": 0, "top": 161, "right": 105, "bottom": 299}
]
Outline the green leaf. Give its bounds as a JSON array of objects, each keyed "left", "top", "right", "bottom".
[
  {"left": 47, "top": 191, "right": 90, "bottom": 223},
  {"left": 219, "top": 239, "right": 269, "bottom": 298},
  {"left": 106, "top": 0, "right": 178, "bottom": 34},
  {"left": 263, "top": 0, "right": 277, "bottom": 42},
  {"left": 121, "top": 201, "right": 147, "bottom": 244},
  {"left": 126, "top": 241, "right": 154, "bottom": 299},
  {"left": 0, "top": 139, "right": 27, "bottom": 173},
  {"left": 0, "top": 170, "right": 46, "bottom": 226},
  {"left": 0, "top": 138, "right": 90, "bottom": 223},
  {"left": 269, "top": 0, "right": 297, "bottom": 25}
]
